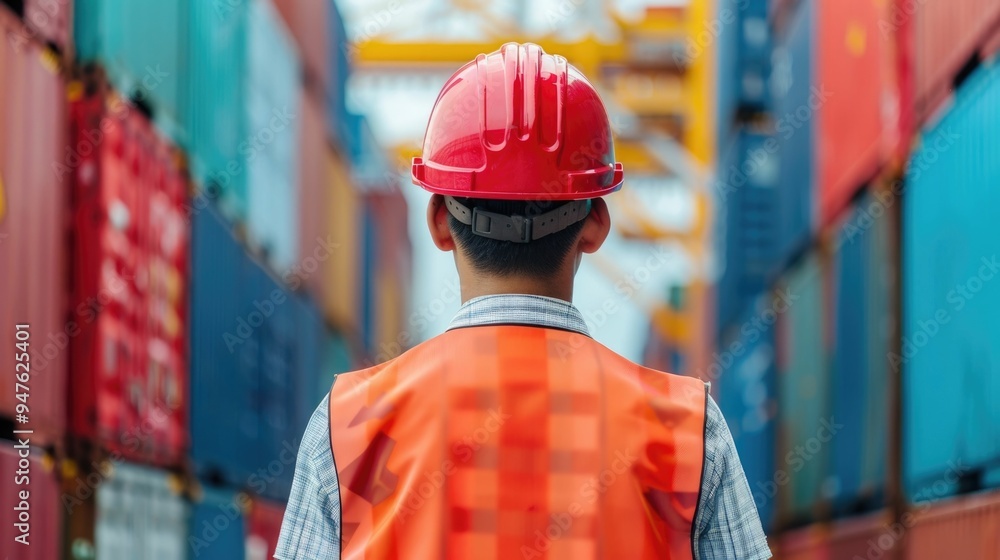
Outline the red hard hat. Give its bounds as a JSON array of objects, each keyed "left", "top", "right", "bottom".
[{"left": 412, "top": 42, "right": 624, "bottom": 201}]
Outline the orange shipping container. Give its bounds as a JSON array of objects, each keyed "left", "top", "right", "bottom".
[
  {"left": 295, "top": 90, "right": 328, "bottom": 301},
  {"left": 905, "top": 491, "right": 1000, "bottom": 559},
  {"left": 817, "top": 0, "right": 903, "bottom": 226},
  {"left": 321, "top": 148, "right": 362, "bottom": 334},
  {"left": 777, "top": 524, "right": 829, "bottom": 560},
  {"left": 0, "top": 9, "right": 67, "bottom": 446}
]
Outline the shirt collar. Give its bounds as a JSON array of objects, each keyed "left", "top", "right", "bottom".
[{"left": 447, "top": 294, "right": 592, "bottom": 337}]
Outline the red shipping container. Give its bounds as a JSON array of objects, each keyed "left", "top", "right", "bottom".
[
  {"left": 0, "top": 442, "right": 61, "bottom": 560},
  {"left": 829, "top": 511, "right": 900, "bottom": 560},
  {"left": 910, "top": 0, "right": 1000, "bottom": 122},
  {"left": 778, "top": 524, "right": 830, "bottom": 560},
  {"left": 295, "top": 90, "right": 329, "bottom": 301},
  {"left": 905, "top": 491, "right": 1000, "bottom": 559},
  {"left": 68, "top": 73, "right": 188, "bottom": 467},
  {"left": 246, "top": 498, "right": 286, "bottom": 560},
  {"left": 24, "top": 0, "right": 72, "bottom": 50},
  {"left": 817, "top": 0, "right": 903, "bottom": 226},
  {"left": 272, "top": 0, "right": 330, "bottom": 94},
  {"left": 0, "top": 9, "right": 67, "bottom": 447}
]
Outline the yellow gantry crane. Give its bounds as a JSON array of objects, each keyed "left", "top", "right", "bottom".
[{"left": 350, "top": 0, "right": 717, "bottom": 375}]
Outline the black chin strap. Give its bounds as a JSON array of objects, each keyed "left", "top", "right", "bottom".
[{"left": 444, "top": 197, "right": 592, "bottom": 243}]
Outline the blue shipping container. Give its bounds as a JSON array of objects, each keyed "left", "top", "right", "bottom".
[
  {"left": 828, "top": 193, "right": 890, "bottom": 515},
  {"left": 189, "top": 486, "right": 247, "bottom": 560},
  {"left": 715, "top": 127, "right": 781, "bottom": 336},
  {"left": 326, "top": 1, "right": 352, "bottom": 150},
  {"left": 74, "top": 0, "right": 187, "bottom": 141},
  {"left": 191, "top": 207, "right": 307, "bottom": 501},
  {"left": 770, "top": 0, "right": 814, "bottom": 271},
  {"left": 246, "top": 0, "right": 302, "bottom": 274},
  {"left": 716, "top": 0, "right": 771, "bottom": 136},
  {"left": 717, "top": 295, "right": 779, "bottom": 531},
  {"left": 903, "top": 57, "right": 1000, "bottom": 499}
]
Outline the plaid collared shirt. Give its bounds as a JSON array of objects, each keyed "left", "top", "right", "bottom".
[{"left": 276, "top": 294, "right": 772, "bottom": 559}]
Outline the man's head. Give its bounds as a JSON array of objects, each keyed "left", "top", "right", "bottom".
[{"left": 412, "top": 43, "right": 623, "bottom": 300}]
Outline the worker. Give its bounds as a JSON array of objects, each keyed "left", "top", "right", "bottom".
[{"left": 276, "top": 43, "right": 770, "bottom": 560}]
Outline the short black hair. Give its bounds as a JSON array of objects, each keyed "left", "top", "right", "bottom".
[{"left": 448, "top": 198, "right": 588, "bottom": 279}]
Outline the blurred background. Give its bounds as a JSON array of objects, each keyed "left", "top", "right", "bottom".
[{"left": 0, "top": 0, "right": 998, "bottom": 557}]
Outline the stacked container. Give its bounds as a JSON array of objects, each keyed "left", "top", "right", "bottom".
[
  {"left": 0, "top": 442, "right": 61, "bottom": 560},
  {"left": 0, "top": 7, "right": 67, "bottom": 447},
  {"left": 67, "top": 72, "right": 188, "bottom": 468}
]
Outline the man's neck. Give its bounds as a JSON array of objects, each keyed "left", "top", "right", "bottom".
[{"left": 459, "top": 276, "right": 573, "bottom": 305}]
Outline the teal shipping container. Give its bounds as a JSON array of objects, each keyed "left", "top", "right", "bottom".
[
  {"left": 828, "top": 193, "right": 892, "bottom": 515},
  {"left": 188, "top": 486, "right": 247, "bottom": 560},
  {"left": 245, "top": 0, "right": 301, "bottom": 274},
  {"left": 903, "top": 57, "right": 1000, "bottom": 499},
  {"left": 776, "top": 253, "right": 830, "bottom": 526},
  {"left": 187, "top": 0, "right": 248, "bottom": 220},
  {"left": 74, "top": 0, "right": 186, "bottom": 142}
]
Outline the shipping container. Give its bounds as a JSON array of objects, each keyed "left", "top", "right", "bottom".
[
  {"left": 776, "top": 524, "right": 829, "bottom": 560},
  {"left": 827, "top": 193, "right": 892, "bottom": 515},
  {"left": 272, "top": 0, "right": 329, "bottom": 94},
  {"left": 714, "top": 127, "right": 780, "bottom": 335},
  {"left": 816, "top": 0, "right": 903, "bottom": 226},
  {"left": 186, "top": 0, "right": 247, "bottom": 220},
  {"left": 295, "top": 90, "right": 328, "bottom": 303},
  {"left": 829, "top": 511, "right": 898, "bottom": 560},
  {"left": 67, "top": 75, "right": 188, "bottom": 467},
  {"left": 902, "top": 58, "right": 1000, "bottom": 499},
  {"left": 770, "top": 0, "right": 814, "bottom": 270},
  {"left": 65, "top": 462, "right": 188, "bottom": 560},
  {"left": 326, "top": 2, "right": 351, "bottom": 150},
  {"left": 188, "top": 485, "right": 247, "bottom": 560},
  {"left": 320, "top": 330, "right": 354, "bottom": 394},
  {"left": 905, "top": 491, "right": 1000, "bottom": 559},
  {"left": 716, "top": 294, "right": 778, "bottom": 531},
  {"left": 0, "top": 9, "right": 67, "bottom": 446},
  {"left": 246, "top": 498, "right": 286, "bottom": 560},
  {"left": 15, "top": 0, "right": 73, "bottom": 50},
  {"left": 245, "top": 0, "right": 301, "bottom": 274},
  {"left": 294, "top": 297, "right": 326, "bottom": 434},
  {"left": 320, "top": 147, "right": 363, "bottom": 333},
  {"left": 776, "top": 252, "right": 829, "bottom": 526},
  {"left": 362, "top": 187, "right": 412, "bottom": 362},
  {"left": 716, "top": 0, "right": 771, "bottom": 135},
  {"left": 74, "top": 0, "right": 186, "bottom": 141},
  {"left": 909, "top": 0, "right": 1000, "bottom": 122},
  {"left": 191, "top": 206, "right": 308, "bottom": 501},
  {"left": 0, "top": 442, "right": 61, "bottom": 560}
]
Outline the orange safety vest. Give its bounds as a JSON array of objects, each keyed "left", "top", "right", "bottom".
[{"left": 329, "top": 325, "right": 707, "bottom": 559}]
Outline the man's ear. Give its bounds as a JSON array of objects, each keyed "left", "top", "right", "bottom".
[
  {"left": 578, "top": 198, "right": 611, "bottom": 254},
  {"left": 426, "top": 194, "right": 456, "bottom": 251}
]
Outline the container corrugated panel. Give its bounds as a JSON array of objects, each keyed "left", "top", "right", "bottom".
[
  {"left": 320, "top": 330, "right": 353, "bottom": 395},
  {"left": 0, "top": 10, "right": 67, "bottom": 446},
  {"left": 776, "top": 253, "right": 829, "bottom": 525},
  {"left": 91, "top": 463, "right": 187, "bottom": 559},
  {"left": 73, "top": 0, "right": 186, "bottom": 141},
  {"left": 817, "top": 0, "right": 902, "bottom": 227},
  {"left": 717, "top": 0, "right": 771, "bottom": 135},
  {"left": 828, "top": 511, "right": 899, "bottom": 560},
  {"left": 272, "top": 0, "right": 329, "bottom": 94},
  {"left": 294, "top": 297, "right": 326, "bottom": 433},
  {"left": 903, "top": 58, "right": 1000, "bottom": 499},
  {"left": 247, "top": 498, "right": 286, "bottom": 560},
  {"left": 245, "top": 0, "right": 301, "bottom": 274},
  {"left": 0, "top": 442, "right": 61, "bottom": 560},
  {"left": 295, "top": 90, "right": 328, "bottom": 302},
  {"left": 321, "top": 147, "right": 362, "bottom": 334},
  {"left": 828, "top": 194, "right": 890, "bottom": 515},
  {"left": 188, "top": 485, "right": 247, "bottom": 559},
  {"left": 715, "top": 127, "right": 780, "bottom": 335},
  {"left": 23, "top": 0, "right": 72, "bottom": 50},
  {"left": 905, "top": 491, "right": 1000, "bottom": 559},
  {"left": 185, "top": 0, "right": 247, "bottom": 219},
  {"left": 717, "top": 294, "right": 778, "bottom": 531},
  {"left": 372, "top": 188, "right": 412, "bottom": 361},
  {"left": 68, "top": 78, "right": 189, "bottom": 467},
  {"left": 912, "top": 0, "right": 1000, "bottom": 122},
  {"left": 191, "top": 207, "right": 300, "bottom": 501},
  {"left": 326, "top": 1, "right": 351, "bottom": 149},
  {"left": 771, "top": 0, "right": 815, "bottom": 269},
  {"left": 776, "top": 524, "right": 830, "bottom": 560}
]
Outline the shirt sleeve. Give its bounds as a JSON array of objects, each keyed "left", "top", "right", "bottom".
[
  {"left": 694, "top": 394, "right": 772, "bottom": 560},
  {"left": 275, "top": 394, "right": 342, "bottom": 559}
]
